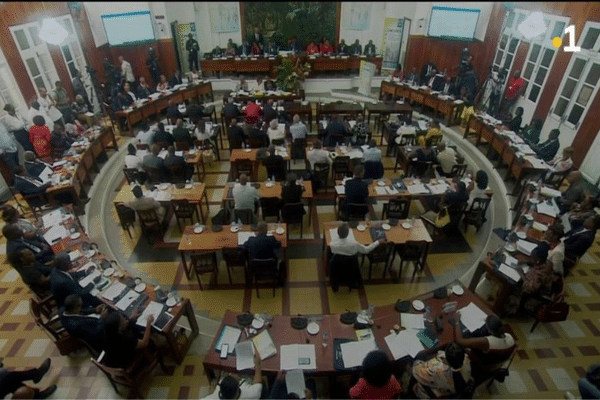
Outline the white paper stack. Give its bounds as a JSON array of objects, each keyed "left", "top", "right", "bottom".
[
  {"left": 39, "top": 166, "right": 53, "bottom": 183},
  {"left": 78, "top": 269, "right": 101, "bottom": 288},
  {"left": 115, "top": 290, "right": 140, "bottom": 311},
  {"left": 458, "top": 302, "right": 487, "bottom": 332},
  {"left": 53, "top": 160, "right": 68, "bottom": 168},
  {"left": 453, "top": 99, "right": 464, "bottom": 105},
  {"left": 68, "top": 250, "right": 83, "bottom": 261},
  {"left": 285, "top": 370, "right": 306, "bottom": 398},
  {"left": 406, "top": 184, "right": 429, "bottom": 194},
  {"left": 43, "top": 225, "right": 68, "bottom": 243},
  {"left": 216, "top": 326, "right": 241, "bottom": 354},
  {"left": 537, "top": 202, "right": 558, "bottom": 218},
  {"left": 503, "top": 252, "right": 518, "bottom": 267},
  {"left": 42, "top": 209, "right": 63, "bottom": 228},
  {"left": 340, "top": 339, "right": 377, "bottom": 368},
  {"left": 417, "top": 121, "right": 428, "bottom": 131},
  {"left": 375, "top": 187, "right": 387, "bottom": 195},
  {"left": 280, "top": 344, "right": 316, "bottom": 370},
  {"left": 175, "top": 151, "right": 184, "bottom": 157},
  {"left": 158, "top": 149, "right": 168, "bottom": 159},
  {"left": 540, "top": 186, "right": 562, "bottom": 198},
  {"left": 235, "top": 341, "right": 255, "bottom": 370},
  {"left": 155, "top": 191, "right": 172, "bottom": 201},
  {"left": 426, "top": 183, "right": 449, "bottom": 195},
  {"left": 346, "top": 150, "right": 363, "bottom": 159},
  {"left": 561, "top": 213, "right": 572, "bottom": 233},
  {"left": 136, "top": 301, "right": 165, "bottom": 327},
  {"left": 401, "top": 313, "right": 425, "bottom": 330},
  {"left": 335, "top": 185, "right": 345, "bottom": 195},
  {"left": 517, "top": 239, "right": 537, "bottom": 256},
  {"left": 237, "top": 231, "right": 255, "bottom": 246},
  {"left": 100, "top": 281, "right": 127, "bottom": 301},
  {"left": 499, "top": 264, "right": 521, "bottom": 282},
  {"left": 386, "top": 186, "right": 399, "bottom": 195},
  {"left": 384, "top": 329, "right": 424, "bottom": 359},
  {"left": 532, "top": 221, "right": 549, "bottom": 232}
]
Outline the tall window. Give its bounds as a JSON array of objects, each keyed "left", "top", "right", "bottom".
[
  {"left": 55, "top": 15, "right": 87, "bottom": 79},
  {"left": 0, "top": 48, "right": 26, "bottom": 117}
]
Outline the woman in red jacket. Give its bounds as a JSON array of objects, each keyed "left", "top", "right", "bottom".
[
  {"left": 320, "top": 39, "right": 334, "bottom": 55},
  {"left": 307, "top": 41, "right": 320, "bottom": 55},
  {"left": 29, "top": 115, "right": 52, "bottom": 159}
]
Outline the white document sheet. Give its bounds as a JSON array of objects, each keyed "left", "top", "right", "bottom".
[
  {"left": 335, "top": 185, "right": 345, "bottom": 195},
  {"left": 540, "top": 186, "right": 562, "bottom": 198},
  {"left": 136, "top": 301, "right": 164, "bottom": 327},
  {"left": 427, "top": 183, "right": 449, "bottom": 195},
  {"left": 39, "top": 166, "right": 53, "bottom": 183},
  {"left": 532, "top": 221, "right": 549, "bottom": 232},
  {"left": 235, "top": 341, "right": 255, "bottom": 370},
  {"left": 100, "top": 281, "right": 127, "bottom": 301},
  {"left": 561, "top": 213, "right": 572, "bottom": 233},
  {"left": 458, "top": 302, "right": 487, "bottom": 332},
  {"left": 329, "top": 227, "right": 355, "bottom": 241},
  {"left": 340, "top": 339, "right": 377, "bottom": 368},
  {"left": 237, "top": 231, "right": 256, "bottom": 246},
  {"left": 252, "top": 330, "right": 277, "bottom": 360},
  {"left": 115, "top": 290, "right": 140, "bottom": 311},
  {"left": 216, "top": 326, "right": 241, "bottom": 354},
  {"left": 175, "top": 151, "right": 184, "bottom": 157},
  {"left": 503, "top": 252, "right": 518, "bottom": 268},
  {"left": 517, "top": 239, "right": 537, "bottom": 256},
  {"left": 155, "top": 191, "right": 172, "bottom": 201},
  {"left": 406, "top": 184, "right": 430, "bottom": 194},
  {"left": 401, "top": 313, "right": 425, "bottom": 330},
  {"left": 536, "top": 201, "right": 558, "bottom": 218},
  {"left": 78, "top": 269, "right": 101, "bottom": 288},
  {"left": 285, "top": 370, "right": 306, "bottom": 398},
  {"left": 158, "top": 149, "right": 168, "bottom": 159},
  {"left": 68, "top": 250, "right": 83, "bottom": 261},
  {"left": 346, "top": 150, "right": 363, "bottom": 159},
  {"left": 384, "top": 329, "right": 424, "bottom": 360},
  {"left": 499, "top": 264, "right": 521, "bottom": 282},
  {"left": 417, "top": 121, "right": 428, "bottom": 131},
  {"left": 53, "top": 160, "right": 68, "bottom": 168},
  {"left": 280, "top": 344, "right": 316, "bottom": 370},
  {"left": 43, "top": 225, "right": 68, "bottom": 243},
  {"left": 386, "top": 186, "right": 399, "bottom": 195},
  {"left": 375, "top": 187, "right": 387, "bottom": 195},
  {"left": 42, "top": 209, "right": 63, "bottom": 228}
]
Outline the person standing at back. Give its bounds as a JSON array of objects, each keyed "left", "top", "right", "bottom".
[
  {"left": 118, "top": 56, "right": 135, "bottom": 89},
  {"left": 51, "top": 81, "right": 72, "bottom": 122},
  {"left": 186, "top": 33, "right": 200, "bottom": 71},
  {"left": 343, "top": 164, "right": 369, "bottom": 219}
]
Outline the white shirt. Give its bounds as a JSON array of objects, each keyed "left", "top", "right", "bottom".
[
  {"left": 363, "top": 147, "right": 382, "bottom": 162},
  {"left": 195, "top": 127, "right": 212, "bottom": 141},
  {"left": 125, "top": 154, "right": 143, "bottom": 171},
  {"left": 548, "top": 241, "right": 565, "bottom": 276},
  {"left": 203, "top": 382, "right": 262, "bottom": 400},
  {"left": 121, "top": 60, "right": 135, "bottom": 83},
  {"left": 289, "top": 122, "right": 308, "bottom": 140},
  {"left": 267, "top": 125, "right": 285, "bottom": 142},
  {"left": 137, "top": 129, "right": 155, "bottom": 145},
  {"left": 232, "top": 184, "right": 259, "bottom": 210},
  {"left": 486, "top": 333, "right": 515, "bottom": 352},
  {"left": 37, "top": 95, "right": 53, "bottom": 115},
  {"left": 125, "top": 90, "right": 137, "bottom": 102},
  {"left": 437, "top": 148, "right": 457, "bottom": 174},
  {"left": 3, "top": 113, "right": 28, "bottom": 132},
  {"left": 468, "top": 187, "right": 487, "bottom": 207},
  {"left": 330, "top": 236, "right": 379, "bottom": 256},
  {"left": 307, "top": 148, "right": 331, "bottom": 169}
]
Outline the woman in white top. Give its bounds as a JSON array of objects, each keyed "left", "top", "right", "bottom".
[
  {"left": 194, "top": 120, "right": 212, "bottom": 142},
  {"left": 454, "top": 314, "right": 515, "bottom": 364},
  {"left": 547, "top": 146, "right": 574, "bottom": 173},
  {"left": 267, "top": 119, "right": 285, "bottom": 145},
  {"left": 36, "top": 87, "right": 63, "bottom": 124},
  {"left": 468, "top": 170, "right": 488, "bottom": 206},
  {"left": 124, "top": 143, "right": 143, "bottom": 171}
]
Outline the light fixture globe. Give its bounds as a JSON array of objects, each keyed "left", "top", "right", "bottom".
[{"left": 39, "top": 18, "right": 69, "bottom": 46}]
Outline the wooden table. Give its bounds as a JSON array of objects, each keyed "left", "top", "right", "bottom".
[
  {"left": 115, "top": 82, "right": 214, "bottom": 134},
  {"left": 231, "top": 92, "right": 303, "bottom": 103},
  {"left": 45, "top": 206, "right": 198, "bottom": 364},
  {"left": 203, "top": 281, "right": 492, "bottom": 380},
  {"left": 365, "top": 103, "right": 413, "bottom": 135},
  {"left": 317, "top": 102, "right": 364, "bottom": 123},
  {"left": 177, "top": 223, "right": 288, "bottom": 280},
  {"left": 379, "top": 81, "right": 464, "bottom": 127},
  {"left": 222, "top": 180, "right": 314, "bottom": 226}
]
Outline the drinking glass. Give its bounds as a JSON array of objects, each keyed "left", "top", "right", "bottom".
[{"left": 322, "top": 331, "right": 329, "bottom": 348}]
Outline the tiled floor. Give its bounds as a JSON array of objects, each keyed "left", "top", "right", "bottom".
[{"left": 0, "top": 106, "right": 597, "bottom": 399}]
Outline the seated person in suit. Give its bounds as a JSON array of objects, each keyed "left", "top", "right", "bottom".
[
  {"left": 435, "top": 141, "right": 457, "bottom": 177},
  {"left": 264, "top": 145, "right": 285, "bottom": 180},
  {"left": 228, "top": 118, "right": 246, "bottom": 149},
  {"left": 244, "top": 100, "right": 263, "bottom": 125},
  {"left": 557, "top": 171, "right": 588, "bottom": 214},
  {"left": 363, "top": 139, "right": 382, "bottom": 162},
  {"left": 564, "top": 215, "right": 600, "bottom": 263},
  {"left": 349, "top": 350, "right": 402, "bottom": 399},
  {"left": 142, "top": 144, "right": 167, "bottom": 180},
  {"left": 187, "top": 103, "right": 206, "bottom": 124},
  {"left": 50, "top": 123, "right": 74, "bottom": 156},
  {"left": 166, "top": 100, "right": 184, "bottom": 122},
  {"left": 412, "top": 342, "right": 471, "bottom": 399},
  {"left": 29, "top": 115, "right": 52, "bottom": 158},
  {"left": 505, "top": 106, "right": 523, "bottom": 133},
  {"left": 343, "top": 165, "right": 369, "bottom": 218},
  {"left": 439, "top": 75, "right": 456, "bottom": 96},
  {"left": 520, "top": 118, "right": 543, "bottom": 146},
  {"left": 532, "top": 128, "right": 560, "bottom": 162},
  {"left": 236, "top": 76, "right": 249, "bottom": 92},
  {"left": 4, "top": 224, "right": 54, "bottom": 267},
  {"left": 152, "top": 123, "right": 174, "bottom": 147},
  {"left": 12, "top": 166, "right": 51, "bottom": 208},
  {"left": 262, "top": 99, "right": 278, "bottom": 124},
  {"left": 169, "top": 70, "right": 184, "bottom": 88},
  {"left": 211, "top": 46, "right": 224, "bottom": 58},
  {"left": 156, "top": 74, "right": 170, "bottom": 92},
  {"left": 23, "top": 150, "right": 50, "bottom": 177},
  {"left": 307, "top": 140, "right": 332, "bottom": 170},
  {"left": 338, "top": 39, "right": 349, "bottom": 55},
  {"left": 59, "top": 294, "right": 108, "bottom": 354},
  {"left": 239, "top": 41, "right": 252, "bottom": 57},
  {"left": 280, "top": 172, "right": 305, "bottom": 212},
  {"left": 547, "top": 146, "right": 574, "bottom": 173},
  {"left": 364, "top": 40, "right": 376, "bottom": 57},
  {"left": 320, "top": 39, "right": 335, "bottom": 55},
  {"left": 123, "top": 82, "right": 137, "bottom": 103},
  {"left": 243, "top": 221, "right": 282, "bottom": 261},
  {"left": 325, "top": 115, "right": 349, "bottom": 147},
  {"left": 164, "top": 146, "right": 194, "bottom": 182},
  {"left": 233, "top": 174, "right": 259, "bottom": 212},
  {"left": 1, "top": 205, "right": 43, "bottom": 241},
  {"left": 137, "top": 122, "right": 155, "bottom": 145},
  {"left": 114, "top": 89, "right": 135, "bottom": 111},
  {"left": 454, "top": 314, "right": 515, "bottom": 367},
  {"left": 267, "top": 119, "right": 285, "bottom": 145},
  {"left": 102, "top": 311, "right": 155, "bottom": 369},
  {"left": 245, "top": 122, "right": 267, "bottom": 149},
  {"left": 225, "top": 43, "right": 237, "bottom": 57},
  {"left": 266, "top": 41, "right": 278, "bottom": 56},
  {"left": 49, "top": 252, "right": 100, "bottom": 308},
  {"left": 172, "top": 119, "right": 194, "bottom": 149},
  {"left": 351, "top": 39, "right": 362, "bottom": 56},
  {"left": 126, "top": 185, "right": 166, "bottom": 220},
  {"left": 12, "top": 248, "right": 52, "bottom": 297},
  {"left": 222, "top": 97, "right": 240, "bottom": 124},
  {"left": 136, "top": 76, "right": 153, "bottom": 99}
]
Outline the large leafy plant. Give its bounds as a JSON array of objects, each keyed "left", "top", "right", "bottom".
[{"left": 274, "top": 55, "right": 311, "bottom": 92}]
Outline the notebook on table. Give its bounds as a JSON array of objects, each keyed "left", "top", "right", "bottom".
[{"left": 370, "top": 227, "right": 387, "bottom": 242}]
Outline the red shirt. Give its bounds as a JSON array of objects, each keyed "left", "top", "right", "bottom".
[
  {"left": 349, "top": 376, "right": 402, "bottom": 399},
  {"left": 392, "top": 69, "right": 404, "bottom": 80},
  {"left": 307, "top": 44, "right": 320, "bottom": 55},
  {"left": 29, "top": 125, "right": 52, "bottom": 158},
  {"left": 244, "top": 102, "right": 263, "bottom": 125},
  {"left": 320, "top": 44, "right": 334, "bottom": 54},
  {"left": 505, "top": 76, "right": 525, "bottom": 100}
]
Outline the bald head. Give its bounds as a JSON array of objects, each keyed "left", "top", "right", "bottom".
[
  {"left": 239, "top": 174, "right": 248, "bottom": 185},
  {"left": 437, "top": 141, "right": 446, "bottom": 151},
  {"left": 567, "top": 170, "right": 582, "bottom": 184}
]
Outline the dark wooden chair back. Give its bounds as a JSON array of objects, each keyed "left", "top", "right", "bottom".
[
  {"left": 260, "top": 197, "right": 281, "bottom": 221},
  {"left": 115, "top": 203, "right": 136, "bottom": 238},
  {"left": 248, "top": 258, "right": 278, "bottom": 298},
  {"left": 382, "top": 199, "right": 410, "bottom": 220},
  {"left": 313, "top": 162, "right": 330, "bottom": 192},
  {"left": 123, "top": 168, "right": 139, "bottom": 185},
  {"left": 450, "top": 163, "right": 468, "bottom": 179}
]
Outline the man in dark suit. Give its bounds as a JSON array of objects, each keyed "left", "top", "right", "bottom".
[
  {"left": 440, "top": 75, "right": 456, "bottom": 96},
  {"left": 557, "top": 171, "right": 588, "bottom": 214},
  {"left": 166, "top": 100, "right": 184, "bottom": 122},
  {"left": 288, "top": 37, "right": 301, "bottom": 54},
  {"left": 169, "top": 70, "right": 184, "bottom": 88},
  {"left": 243, "top": 221, "right": 283, "bottom": 285},
  {"left": 266, "top": 41, "right": 278, "bottom": 56},
  {"left": 343, "top": 164, "right": 369, "bottom": 219},
  {"left": 172, "top": 119, "right": 194, "bottom": 148},
  {"left": 325, "top": 115, "right": 349, "bottom": 147},
  {"left": 533, "top": 128, "right": 560, "bottom": 162},
  {"left": 239, "top": 40, "right": 252, "bottom": 57},
  {"left": 263, "top": 145, "right": 286, "bottom": 181},
  {"left": 4, "top": 224, "right": 54, "bottom": 267},
  {"left": 59, "top": 294, "right": 107, "bottom": 354},
  {"left": 49, "top": 252, "right": 100, "bottom": 308},
  {"left": 50, "top": 123, "right": 74, "bottom": 156},
  {"left": 262, "top": 99, "right": 278, "bottom": 124},
  {"left": 164, "top": 146, "right": 193, "bottom": 182},
  {"left": 12, "top": 248, "right": 52, "bottom": 297},
  {"left": 143, "top": 144, "right": 168, "bottom": 181},
  {"left": 351, "top": 39, "right": 362, "bottom": 56},
  {"left": 421, "top": 61, "right": 437, "bottom": 85},
  {"left": 429, "top": 71, "right": 445, "bottom": 92},
  {"left": 13, "top": 166, "right": 51, "bottom": 208},
  {"left": 250, "top": 27, "right": 264, "bottom": 51},
  {"left": 23, "top": 151, "right": 50, "bottom": 177},
  {"left": 564, "top": 216, "right": 598, "bottom": 263},
  {"left": 248, "top": 122, "right": 269, "bottom": 148},
  {"left": 337, "top": 39, "right": 349, "bottom": 55},
  {"left": 364, "top": 40, "right": 376, "bottom": 56},
  {"left": 152, "top": 123, "right": 174, "bottom": 146},
  {"left": 222, "top": 97, "right": 240, "bottom": 125},
  {"left": 228, "top": 118, "right": 246, "bottom": 149}
]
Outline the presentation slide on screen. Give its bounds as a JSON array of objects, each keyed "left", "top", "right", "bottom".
[
  {"left": 428, "top": 7, "right": 479, "bottom": 40},
  {"left": 102, "top": 11, "right": 155, "bottom": 46}
]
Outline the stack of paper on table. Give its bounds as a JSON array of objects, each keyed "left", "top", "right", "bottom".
[
  {"left": 401, "top": 313, "right": 425, "bottom": 330},
  {"left": 115, "top": 290, "right": 140, "bottom": 311},
  {"left": 235, "top": 341, "right": 255, "bottom": 370},
  {"left": 78, "top": 270, "right": 101, "bottom": 288},
  {"left": 158, "top": 150, "right": 168, "bottom": 159},
  {"left": 503, "top": 252, "right": 518, "bottom": 267},
  {"left": 540, "top": 186, "right": 562, "bottom": 198},
  {"left": 346, "top": 150, "right": 363, "bottom": 159},
  {"left": 237, "top": 232, "right": 256, "bottom": 246},
  {"left": 458, "top": 302, "right": 487, "bottom": 332},
  {"left": 43, "top": 225, "right": 68, "bottom": 243},
  {"left": 375, "top": 187, "right": 387, "bottom": 195},
  {"left": 42, "top": 209, "right": 63, "bottom": 228},
  {"left": 68, "top": 250, "right": 83, "bottom": 261},
  {"left": 426, "top": 183, "right": 449, "bottom": 195},
  {"left": 453, "top": 99, "right": 464, "bottom": 105},
  {"left": 252, "top": 330, "right": 277, "bottom": 360},
  {"left": 285, "top": 370, "right": 306, "bottom": 398},
  {"left": 39, "top": 167, "right": 53, "bottom": 183},
  {"left": 340, "top": 339, "right": 377, "bottom": 368},
  {"left": 280, "top": 344, "right": 316, "bottom": 370},
  {"left": 155, "top": 191, "right": 172, "bottom": 201},
  {"left": 561, "top": 213, "right": 571, "bottom": 233},
  {"left": 355, "top": 328, "right": 374, "bottom": 341},
  {"left": 100, "top": 281, "right": 127, "bottom": 301},
  {"left": 517, "top": 239, "right": 537, "bottom": 256},
  {"left": 384, "top": 329, "right": 424, "bottom": 359},
  {"left": 406, "top": 184, "right": 430, "bottom": 195},
  {"left": 216, "top": 326, "right": 241, "bottom": 354},
  {"left": 330, "top": 228, "right": 355, "bottom": 241},
  {"left": 532, "top": 221, "right": 549, "bottom": 232},
  {"left": 536, "top": 201, "right": 558, "bottom": 218},
  {"left": 136, "top": 301, "right": 164, "bottom": 327},
  {"left": 385, "top": 186, "right": 399, "bottom": 195},
  {"left": 417, "top": 121, "right": 428, "bottom": 131},
  {"left": 53, "top": 160, "right": 68, "bottom": 168},
  {"left": 175, "top": 151, "right": 184, "bottom": 157},
  {"left": 499, "top": 264, "right": 521, "bottom": 282},
  {"left": 335, "top": 185, "right": 345, "bottom": 195}
]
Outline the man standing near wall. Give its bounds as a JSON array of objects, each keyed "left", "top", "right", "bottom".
[
  {"left": 118, "top": 56, "right": 136, "bottom": 90},
  {"left": 186, "top": 33, "right": 200, "bottom": 72}
]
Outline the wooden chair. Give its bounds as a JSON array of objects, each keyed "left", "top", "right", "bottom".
[
  {"left": 144, "top": 167, "right": 163, "bottom": 184},
  {"left": 234, "top": 208, "right": 256, "bottom": 225},
  {"left": 167, "top": 164, "right": 185, "bottom": 183},
  {"left": 223, "top": 248, "right": 248, "bottom": 285},
  {"left": 175, "top": 141, "right": 191, "bottom": 151},
  {"left": 234, "top": 159, "right": 254, "bottom": 180},
  {"left": 543, "top": 168, "right": 571, "bottom": 190},
  {"left": 260, "top": 197, "right": 281, "bottom": 222},
  {"left": 398, "top": 133, "right": 416, "bottom": 146},
  {"left": 381, "top": 199, "right": 410, "bottom": 220},
  {"left": 136, "top": 143, "right": 149, "bottom": 150},
  {"left": 115, "top": 203, "right": 136, "bottom": 238},
  {"left": 450, "top": 163, "right": 468, "bottom": 179},
  {"left": 21, "top": 192, "right": 51, "bottom": 219},
  {"left": 30, "top": 297, "right": 83, "bottom": 356},
  {"left": 313, "top": 162, "right": 330, "bottom": 193},
  {"left": 361, "top": 242, "right": 392, "bottom": 280},
  {"left": 172, "top": 199, "right": 200, "bottom": 232},
  {"left": 331, "top": 156, "right": 350, "bottom": 181},
  {"left": 389, "top": 240, "right": 429, "bottom": 282},
  {"left": 529, "top": 277, "right": 567, "bottom": 333},
  {"left": 471, "top": 345, "right": 517, "bottom": 393},
  {"left": 462, "top": 197, "right": 492, "bottom": 232},
  {"left": 190, "top": 252, "right": 219, "bottom": 289},
  {"left": 123, "top": 168, "right": 139, "bottom": 185},
  {"left": 264, "top": 157, "right": 287, "bottom": 181},
  {"left": 91, "top": 348, "right": 163, "bottom": 399},
  {"left": 364, "top": 160, "right": 384, "bottom": 180},
  {"left": 409, "top": 160, "right": 434, "bottom": 178},
  {"left": 136, "top": 208, "right": 163, "bottom": 244},
  {"left": 248, "top": 136, "right": 264, "bottom": 149},
  {"left": 228, "top": 133, "right": 244, "bottom": 150},
  {"left": 248, "top": 258, "right": 278, "bottom": 298},
  {"left": 344, "top": 202, "right": 369, "bottom": 221},
  {"left": 429, "top": 134, "right": 443, "bottom": 146},
  {"left": 156, "top": 141, "right": 170, "bottom": 150},
  {"left": 292, "top": 138, "right": 307, "bottom": 161},
  {"left": 281, "top": 202, "right": 305, "bottom": 239}
]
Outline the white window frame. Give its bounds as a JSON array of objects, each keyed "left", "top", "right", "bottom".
[
  {"left": 491, "top": 9, "right": 528, "bottom": 95},
  {"left": 0, "top": 47, "right": 27, "bottom": 117},
  {"left": 55, "top": 15, "right": 87, "bottom": 80}
]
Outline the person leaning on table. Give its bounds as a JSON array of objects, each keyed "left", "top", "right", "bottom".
[{"left": 202, "top": 352, "right": 263, "bottom": 399}]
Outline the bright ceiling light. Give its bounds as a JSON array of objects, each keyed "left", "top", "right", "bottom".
[
  {"left": 518, "top": 11, "right": 546, "bottom": 40},
  {"left": 39, "top": 18, "right": 69, "bottom": 46}
]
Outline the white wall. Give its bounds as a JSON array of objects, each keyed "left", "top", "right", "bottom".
[
  {"left": 411, "top": 2, "right": 493, "bottom": 41},
  {"left": 192, "top": 2, "right": 242, "bottom": 54}
]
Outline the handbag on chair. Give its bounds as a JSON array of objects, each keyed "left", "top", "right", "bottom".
[
  {"left": 434, "top": 206, "right": 451, "bottom": 228},
  {"left": 536, "top": 295, "right": 569, "bottom": 323}
]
